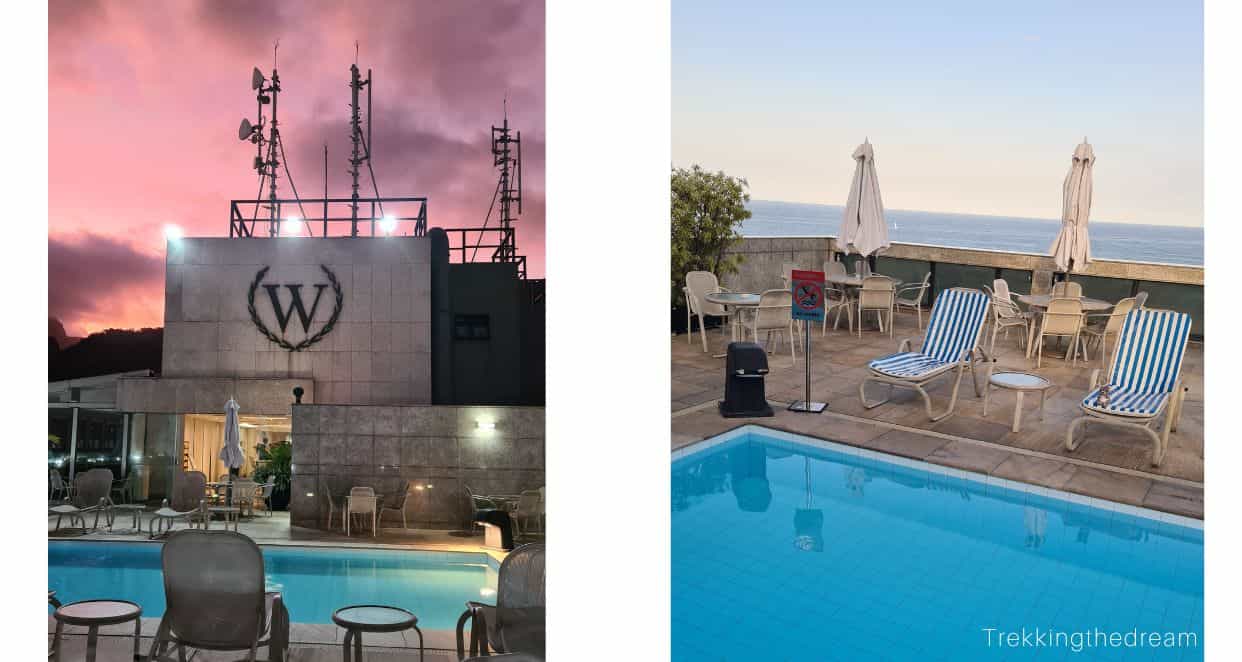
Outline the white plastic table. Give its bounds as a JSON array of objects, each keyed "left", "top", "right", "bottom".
[
  {"left": 983, "top": 371, "right": 1053, "bottom": 432},
  {"left": 703, "top": 292, "right": 762, "bottom": 356}
]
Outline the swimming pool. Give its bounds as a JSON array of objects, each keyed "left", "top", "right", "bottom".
[
  {"left": 48, "top": 542, "right": 497, "bottom": 629},
  {"left": 672, "top": 426, "right": 1203, "bottom": 661}
]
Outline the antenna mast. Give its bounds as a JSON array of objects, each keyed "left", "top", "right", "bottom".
[{"left": 491, "top": 99, "right": 522, "bottom": 265}]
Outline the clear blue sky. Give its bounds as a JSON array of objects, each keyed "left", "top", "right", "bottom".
[{"left": 673, "top": 0, "right": 1203, "bottom": 227}]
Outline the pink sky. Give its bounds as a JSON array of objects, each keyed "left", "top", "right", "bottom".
[{"left": 49, "top": 0, "right": 545, "bottom": 337}]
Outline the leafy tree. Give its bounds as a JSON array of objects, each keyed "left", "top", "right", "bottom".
[{"left": 671, "top": 165, "right": 750, "bottom": 304}]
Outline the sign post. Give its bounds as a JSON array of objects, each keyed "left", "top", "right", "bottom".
[{"left": 789, "top": 269, "right": 827, "bottom": 413}]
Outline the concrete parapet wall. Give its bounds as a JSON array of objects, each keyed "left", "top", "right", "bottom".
[{"left": 117, "top": 376, "right": 313, "bottom": 416}]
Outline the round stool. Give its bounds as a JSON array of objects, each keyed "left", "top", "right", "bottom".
[
  {"left": 51, "top": 599, "right": 142, "bottom": 662},
  {"left": 332, "top": 604, "right": 422, "bottom": 662}
]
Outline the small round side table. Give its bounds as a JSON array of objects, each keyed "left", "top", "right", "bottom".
[
  {"left": 983, "top": 371, "right": 1053, "bottom": 432},
  {"left": 332, "top": 604, "right": 423, "bottom": 662},
  {"left": 51, "top": 599, "right": 142, "bottom": 662}
]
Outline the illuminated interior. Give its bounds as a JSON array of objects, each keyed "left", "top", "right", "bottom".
[{"left": 181, "top": 413, "right": 291, "bottom": 482}]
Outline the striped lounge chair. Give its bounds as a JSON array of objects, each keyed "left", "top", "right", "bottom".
[
  {"left": 860, "top": 288, "right": 992, "bottom": 421},
  {"left": 1065, "top": 309, "right": 1192, "bottom": 466}
]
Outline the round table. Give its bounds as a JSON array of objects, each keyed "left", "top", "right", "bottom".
[
  {"left": 1015, "top": 294, "right": 1113, "bottom": 358},
  {"left": 983, "top": 371, "right": 1053, "bottom": 432},
  {"left": 51, "top": 599, "right": 142, "bottom": 662},
  {"left": 333, "top": 605, "right": 423, "bottom": 662},
  {"left": 703, "top": 292, "right": 762, "bottom": 357}
]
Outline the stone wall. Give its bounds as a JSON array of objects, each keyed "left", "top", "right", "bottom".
[
  {"left": 288, "top": 404, "right": 544, "bottom": 529},
  {"left": 162, "top": 237, "right": 432, "bottom": 405}
]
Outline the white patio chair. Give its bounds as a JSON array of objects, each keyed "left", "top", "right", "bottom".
[
  {"left": 747, "top": 289, "right": 798, "bottom": 363},
  {"left": 1065, "top": 309, "right": 1193, "bottom": 466},
  {"left": 894, "top": 272, "right": 932, "bottom": 328},
  {"left": 345, "top": 486, "right": 378, "bottom": 537},
  {"left": 853, "top": 258, "right": 872, "bottom": 277},
  {"left": 1034, "top": 297, "right": 1086, "bottom": 367},
  {"left": 820, "top": 261, "right": 854, "bottom": 333},
  {"left": 684, "top": 271, "right": 734, "bottom": 353},
  {"left": 1081, "top": 296, "right": 1138, "bottom": 367},
  {"left": 989, "top": 294, "right": 1033, "bottom": 354},
  {"left": 511, "top": 489, "right": 544, "bottom": 539},
  {"left": 1134, "top": 291, "right": 1149, "bottom": 309},
  {"left": 992, "top": 278, "right": 1015, "bottom": 302},
  {"left": 860, "top": 288, "right": 991, "bottom": 421},
  {"left": 824, "top": 260, "right": 847, "bottom": 278},
  {"left": 780, "top": 262, "right": 803, "bottom": 289},
  {"left": 856, "top": 276, "right": 895, "bottom": 338},
  {"left": 1051, "top": 280, "right": 1083, "bottom": 298}
]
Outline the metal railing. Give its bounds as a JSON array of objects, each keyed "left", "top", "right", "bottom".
[{"left": 229, "top": 196, "right": 428, "bottom": 238}]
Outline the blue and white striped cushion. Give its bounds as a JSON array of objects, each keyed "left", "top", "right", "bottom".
[
  {"left": 1082, "top": 386, "right": 1169, "bottom": 417},
  {"left": 1081, "top": 309, "right": 1191, "bottom": 418},
  {"left": 868, "top": 352, "right": 953, "bottom": 379},
  {"left": 867, "top": 289, "right": 989, "bottom": 379}
]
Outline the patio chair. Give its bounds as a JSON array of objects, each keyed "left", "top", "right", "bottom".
[
  {"left": 511, "top": 489, "right": 544, "bottom": 539},
  {"left": 746, "top": 289, "right": 798, "bottom": 362},
  {"left": 149, "top": 471, "right": 208, "bottom": 538},
  {"left": 856, "top": 276, "right": 895, "bottom": 338},
  {"left": 1081, "top": 296, "right": 1138, "bottom": 367},
  {"left": 1051, "top": 280, "right": 1083, "bottom": 298},
  {"left": 992, "top": 278, "right": 1015, "bottom": 302},
  {"left": 146, "top": 529, "right": 289, "bottom": 662},
  {"left": 1134, "top": 291, "right": 1149, "bottom": 309},
  {"left": 456, "top": 543, "right": 546, "bottom": 660},
  {"left": 684, "top": 271, "right": 734, "bottom": 353},
  {"left": 380, "top": 480, "right": 412, "bottom": 529},
  {"left": 256, "top": 482, "right": 275, "bottom": 517},
  {"left": 852, "top": 258, "right": 872, "bottom": 277},
  {"left": 895, "top": 272, "right": 932, "bottom": 329},
  {"left": 1034, "top": 297, "right": 1086, "bottom": 368},
  {"left": 48, "top": 468, "right": 72, "bottom": 502},
  {"left": 231, "top": 479, "right": 259, "bottom": 518},
  {"left": 824, "top": 260, "right": 847, "bottom": 278},
  {"left": 49, "top": 468, "right": 114, "bottom": 532},
  {"left": 345, "top": 486, "right": 378, "bottom": 537},
  {"left": 820, "top": 261, "right": 854, "bottom": 333},
  {"left": 1065, "top": 309, "right": 1192, "bottom": 466},
  {"left": 462, "top": 484, "right": 499, "bottom": 533},
  {"left": 860, "top": 288, "right": 991, "bottom": 421},
  {"left": 780, "top": 262, "right": 803, "bottom": 289},
  {"left": 989, "top": 294, "right": 1033, "bottom": 354}
]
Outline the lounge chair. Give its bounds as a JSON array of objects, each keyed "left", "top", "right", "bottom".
[
  {"left": 49, "top": 469, "right": 113, "bottom": 532},
  {"left": 456, "top": 543, "right": 546, "bottom": 659},
  {"left": 146, "top": 530, "right": 290, "bottom": 662},
  {"left": 149, "top": 471, "right": 208, "bottom": 538},
  {"left": 860, "top": 288, "right": 991, "bottom": 421},
  {"left": 1065, "top": 309, "right": 1192, "bottom": 466}
]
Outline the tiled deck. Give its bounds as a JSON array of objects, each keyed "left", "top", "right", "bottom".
[
  {"left": 672, "top": 310, "right": 1204, "bottom": 518},
  {"left": 49, "top": 512, "right": 505, "bottom": 660}
]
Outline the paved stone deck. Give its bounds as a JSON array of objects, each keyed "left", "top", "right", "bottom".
[{"left": 673, "top": 310, "right": 1204, "bottom": 518}]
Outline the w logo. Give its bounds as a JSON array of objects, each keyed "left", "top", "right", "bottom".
[{"left": 247, "top": 265, "right": 344, "bottom": 352}]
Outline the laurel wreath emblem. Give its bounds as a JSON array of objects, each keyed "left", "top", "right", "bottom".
[{"left": 247, "top": 264, "right": 344, "bottom": 352}]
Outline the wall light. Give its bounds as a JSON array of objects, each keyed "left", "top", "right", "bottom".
[
  {"left": 379, "top": 214, "right": 398, "bottom": 234},
  {"left": 163, "top": 224, "right": 184, "bottom": 241},
  {"left": 284, "top": 216, "right": 302, "bottom": 234},
  {"left": 476, "top": 421, "right": 496, "bottom": 431}
]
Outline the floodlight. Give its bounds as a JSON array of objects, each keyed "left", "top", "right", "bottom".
[
  {"left": 252, "top": 67, "right": 264, "bottom": 90},
  {"left": 163, "top": 225, "right": 184, "bottom": 241},
  {"left": 379, "top": 215, "right": 397, "bottom": 234},
  {"left": 283, "top": 216, "right": 302, "bottom": 234}
]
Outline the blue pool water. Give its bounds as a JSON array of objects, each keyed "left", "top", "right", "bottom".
[
  {"left": 672, "top": 428, "right": 1203, "bottom": 661},
  {"left": 48, "top": 542, "right": 496, "bottom": 628}
]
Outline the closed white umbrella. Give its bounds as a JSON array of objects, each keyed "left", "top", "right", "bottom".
[
  {"left": 839, "top": 139, "right": 890, "bottom": 258},
  {"left": 219, "top": 397, "right": 244, "bottom": 473},
  {"left": 1050, "top": 139, "right": 1095, "bottom": 273}
]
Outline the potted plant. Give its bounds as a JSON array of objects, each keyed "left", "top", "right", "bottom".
[
  {"left": 252, "top": 439, "right": 292, "bottom": 511},
  {"left": 671, "top": 164, "right": 750, "bottom": 333}
]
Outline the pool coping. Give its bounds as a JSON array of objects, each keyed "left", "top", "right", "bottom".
[{"left": 673, "top": 424, "right": 1204, "bottom": 532}]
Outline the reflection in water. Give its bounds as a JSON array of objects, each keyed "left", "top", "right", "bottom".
[
  {"left": 794, "top": 458, "right": 823, "bottom": 552},
  {"left": 844, "top": 466, "right": 868, "bottom": 497},
  {"left": 1023, "top": 507, "right": 1047, "bottom": 549},
  {"left": 731, "top": 444, "right": 771, "bottom": 512}
]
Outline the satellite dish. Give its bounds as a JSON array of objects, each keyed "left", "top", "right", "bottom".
[
  {"left": 251, "top": 67, "right": 264, "bottom": 90},
  {"left": 238, "top": 118, "right": 254, "bottom": 141}
]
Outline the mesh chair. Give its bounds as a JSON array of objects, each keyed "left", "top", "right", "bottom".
[
  {"left": 146, "top": 530, "right": 289, "bottom": 662},
  {"left": 456, "top": 543, "right": 546, "bottom": 659},
  {"left": 895, "top": 272, "right": 932, "bottom": 329},
  {"left": 857, "top": 276, "right": 895, "bottom": 338},
  {"left": 992, "top": 278, "right": 1014, "bottom": 301},
  {"left": 684, "top": 271, "right": 734, "bottom": 353},
  {"left": 989, "top": 295, "right": 1033, "bottom": 354},
  {"left": 1081, "top": 296, "right": 1137, "bottom": 367},
  {"left": 1034, "top": 297, "right": 1086, "bottom": 367},
  {"left": 1051, "top": 281, "right": 1083, "bottom": 298},
  {"left": 346, "top": 486, "right": 378, "bottom": 537},
  {"left": 381, "top": 480, "right": 411, "bottom": 529},
  {"left": 747, "top": 289, "right": 798, "bottom": 362}
]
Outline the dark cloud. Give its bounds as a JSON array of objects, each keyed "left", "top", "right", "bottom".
[{"left": 49, "top": 233, "right": 164, "bottom": 324}]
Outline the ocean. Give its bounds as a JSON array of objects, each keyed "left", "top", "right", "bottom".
[{"left": 744, "top": 200, "right": 1203, "bottom": 267}]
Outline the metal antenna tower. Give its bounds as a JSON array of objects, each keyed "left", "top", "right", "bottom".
[
  {"left": 490, "top": 99, "right": 522, "bottom": 266},
  {"left": 237, "top": 55, "right": 309, "bottom": 237}
]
